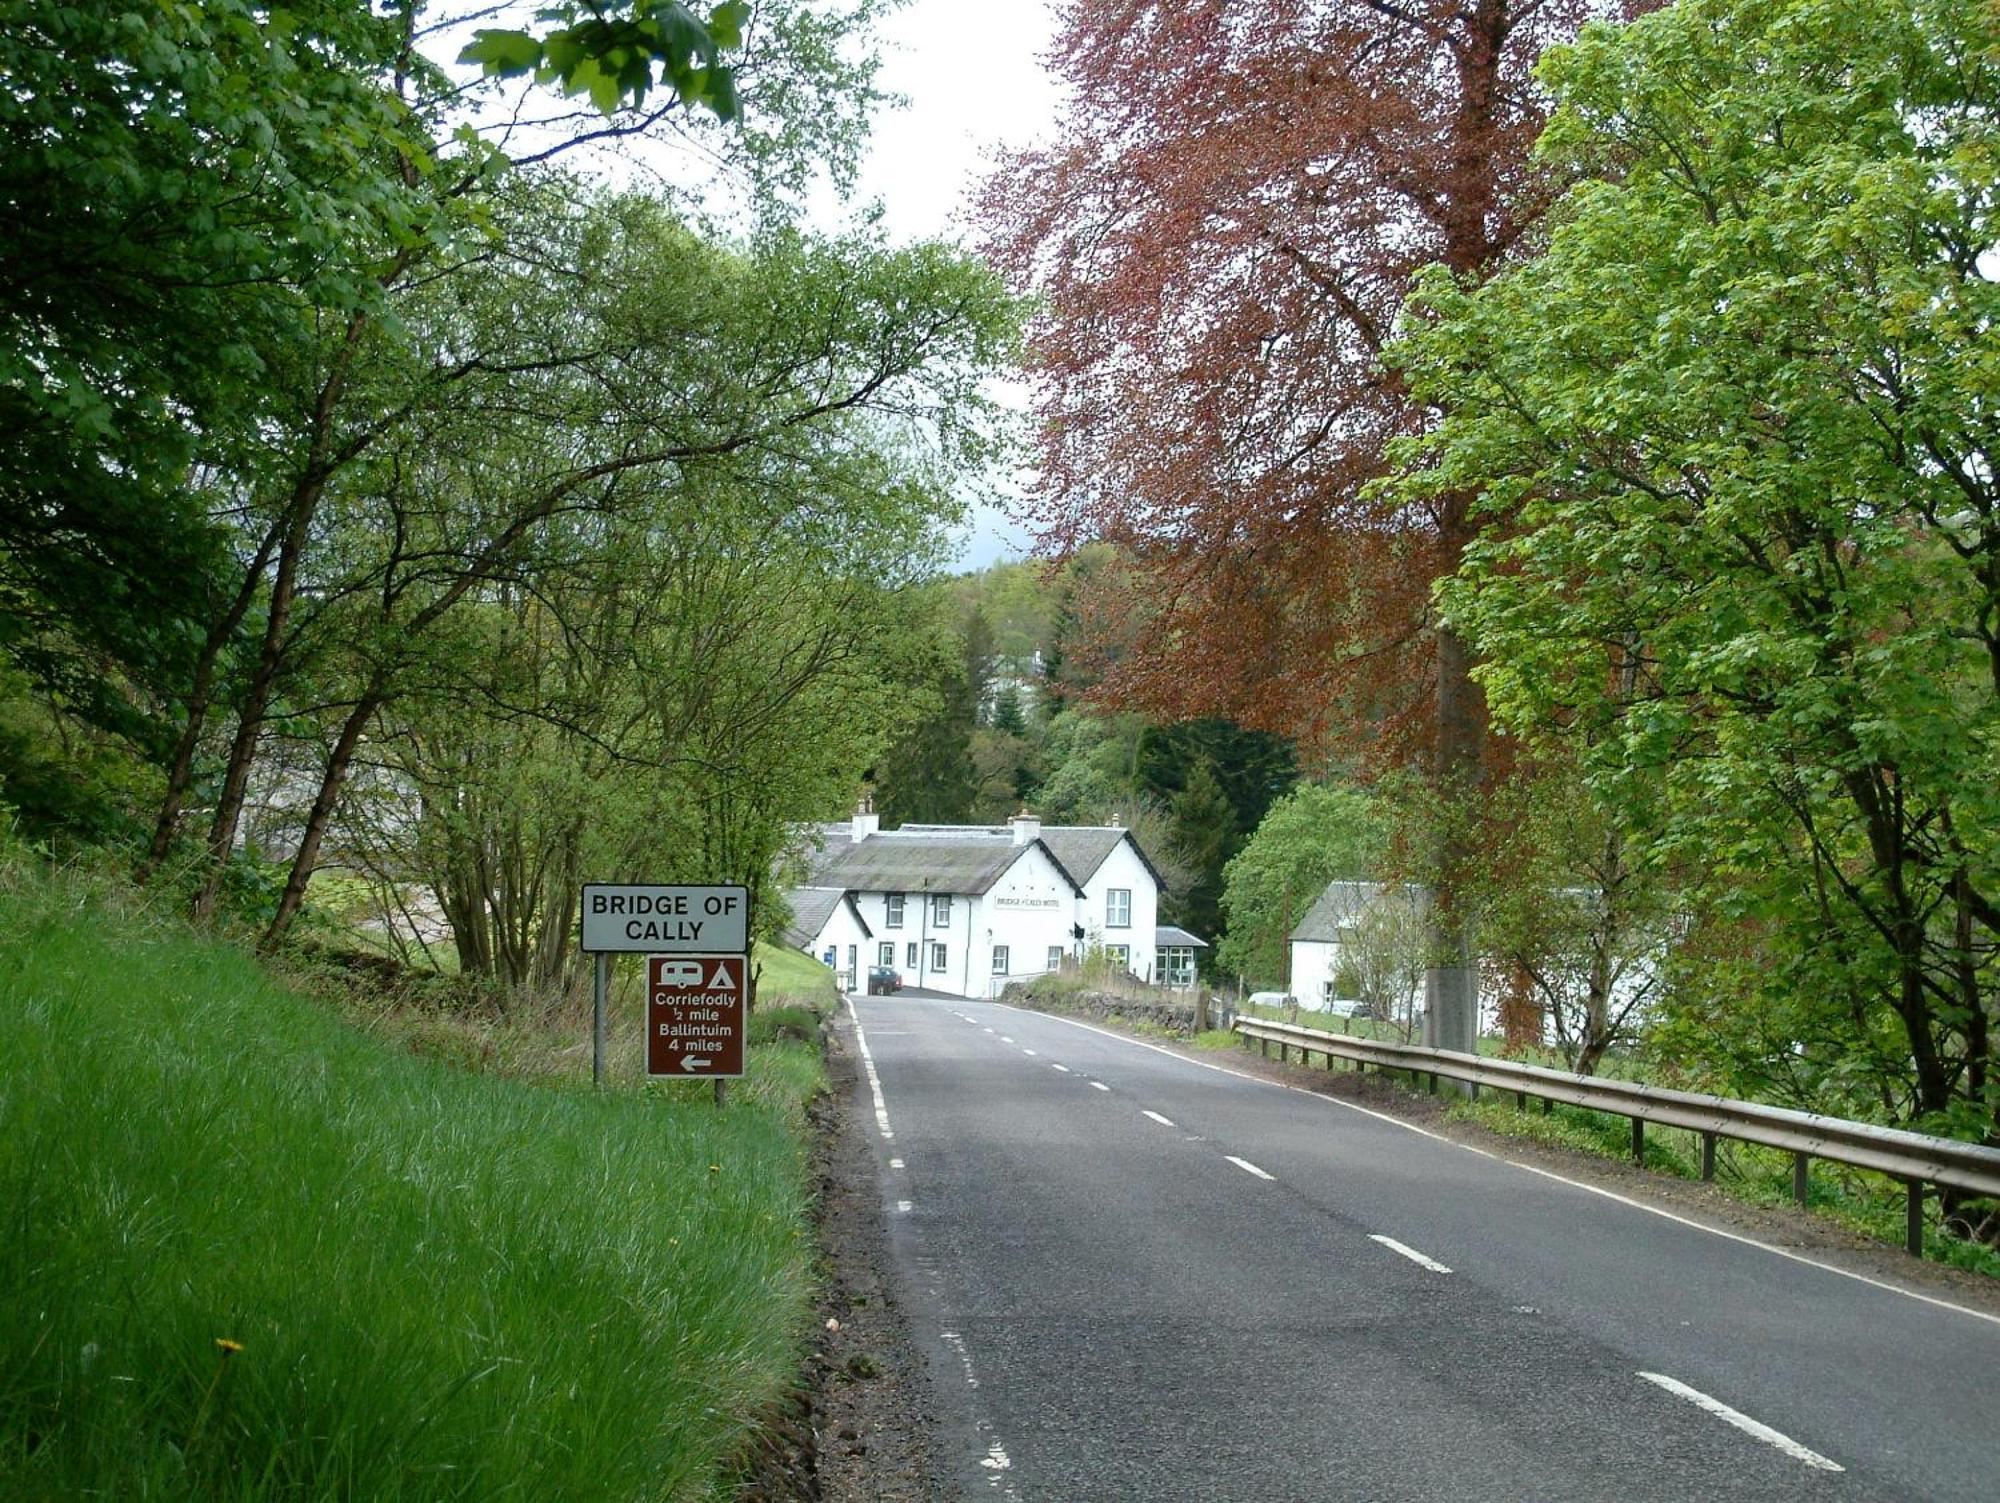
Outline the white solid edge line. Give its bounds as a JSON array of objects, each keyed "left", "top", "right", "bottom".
[
  {"left": 1638, "top": 1373, "right": 1844, "bottom": 1472},
  {"left": 1369, "top": 1233, "right": 1453, "bottom": 1274},
  {"left": 1226, "top": 1155, "right": 1275, "bottom": 1181},
  {"left": 841, "top": 993, "right": 895, "bottom": 1142},
  {"left": 1142, "top": 1109, "right": 1177, "bottom": 1127},
  {"left": 982, "top": 999, "right": 2000, "bottom": 1331}
]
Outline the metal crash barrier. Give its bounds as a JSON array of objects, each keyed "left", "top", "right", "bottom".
[{"left": 1232, "top": 1016, "right": 2000, "bottom": 1256}]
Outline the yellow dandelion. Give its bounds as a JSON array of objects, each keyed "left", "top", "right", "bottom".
[{"left": 214, "top": 1338, "right": 244, "bottom": 1356}]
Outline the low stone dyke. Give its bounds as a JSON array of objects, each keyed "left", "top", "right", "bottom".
[{"left": 999, "top": 978, "right": 1233, "bottom": 1038}]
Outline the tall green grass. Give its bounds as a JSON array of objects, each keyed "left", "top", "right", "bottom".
[{"left": 0, "top": 867, "right": 821, "bottom": 1498}]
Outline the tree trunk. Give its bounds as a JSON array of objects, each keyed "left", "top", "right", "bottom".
[
  {"left": 259, "top": 690, "right": 382, "bottom": 950},
  {"left": 1422, "top": 610, "right": 1486, "bottom": 1057},
  {"left": 194, "top": 493, "right": 314, "bottom": 918},
  {"left": 195, "top": 314, "right": 367, "bottom": 918},
  {"left": 137, "top": 514, "right": 287, "bottom": 882}
]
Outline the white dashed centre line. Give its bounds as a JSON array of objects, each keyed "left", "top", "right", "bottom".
[
  {"left": 1051, "top": 1064, "right": 1071, "bottom": 1073},
  {"left": 1226, "top": 1155, "right": 1274, "bottom": 1181},
  {"left": 896, "top": 1199, "right": 914, "bottom": 1213},
  {"left": 1089, "top": 1081, "right": 1111, "bottom": 1092},
  {"left": 1142, "top": 1110, "right": 1176, "bottom": 1127},
  {"left": 1022, "top": 1048, "right": 1038, "bottom": 1056},
  {"left": 1000, "top": 1036, "right": 1015, "bottom": 1043},
  {"left": 889, "top": 1158, "right": 905, "bottom": 1169},
  {"left": 1369, "top": 1235, "right": 1452, "bottom": 1274},
  {"left": 1638, "top": 1373, "right": 1844, "bottom": 1472}
]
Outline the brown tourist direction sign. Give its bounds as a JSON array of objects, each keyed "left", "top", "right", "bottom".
[{"left": 646, "top": 953, "right": 746, "bottom": 1079}]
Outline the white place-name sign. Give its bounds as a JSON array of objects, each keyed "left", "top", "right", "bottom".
[{"left": 580, "top": 884, "right": 749, "bottom": 953}]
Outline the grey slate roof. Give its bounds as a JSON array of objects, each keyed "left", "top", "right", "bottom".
[
  {"left": 1289, "top": 881, "right": 1427, "bottom": 943},
  {"left": 897, "top": 822, "right": 1163, "bottom": 890},
  {"left": 806, "top": 831, "right": 1083, "bottom": 897},
  {"left": 1155, "top": 925, "right": 1209, "bottom": 949},
  {"left": 1038, "top": 827, "right": 1129, "bottom": 886},
  {"left": 782, "top": 886, "right": 870, "bottom": 950}
]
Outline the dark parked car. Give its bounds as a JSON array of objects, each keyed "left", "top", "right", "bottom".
[{"left": 866, "top": 965, "right": 901, "bottom": 995}]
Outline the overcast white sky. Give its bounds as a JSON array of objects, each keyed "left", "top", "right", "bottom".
[{"left": 834, "top": 0, "right": 1062, "bottom": 570}]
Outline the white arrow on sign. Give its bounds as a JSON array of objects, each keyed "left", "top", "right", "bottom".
[{"left": 680, "top": 1056, "right": 715, "bottom": 1072}]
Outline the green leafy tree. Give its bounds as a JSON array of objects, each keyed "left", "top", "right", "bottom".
[
  {"left": 1168, "top": 757, "right": 1239, "bottom": 948},
  {"left": 1395, "top": 0, "right": 2000, "bottom": 1161},
  {"left": 0, "top": 0, "right": 435, "bottom": 782},
  {"left": 991, "top": 686, "right": 1027, "bottom": 736},
  {"left": 875, "top": 631, "right": 979, "bottom": 828},
  {"left": 1218, "top": 785, "right": 1385, "bottom": 987}
]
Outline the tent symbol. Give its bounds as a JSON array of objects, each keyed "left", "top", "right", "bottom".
[{"left": 708, "top": 959, "right": 739, "bottom": 990}]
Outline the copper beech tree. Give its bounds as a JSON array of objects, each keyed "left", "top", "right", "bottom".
[{"left": 982, "top": 0, "right": 1605, "bottom": 1049}]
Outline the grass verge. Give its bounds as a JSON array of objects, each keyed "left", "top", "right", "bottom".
[
  {"left": 1445, "top": 1094, "right": 2000, "bottom": 1279},
  {"left": 0, "top": 862, "right": 827, "bottom": 1498}
]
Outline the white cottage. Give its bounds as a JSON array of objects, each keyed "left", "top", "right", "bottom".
[
  {"left": 789, "top": 805, "right": 1176, "bottom": 999},
  {"left": 782, "top": 886, "right": 872, "bottom": 994},
  {"left": 1288, "top": 880, "right": 1432, "bottom": 1017}
]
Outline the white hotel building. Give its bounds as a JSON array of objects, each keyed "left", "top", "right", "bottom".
[{"left": 785, "top": 805, "right": 1173, "bottom": 998}]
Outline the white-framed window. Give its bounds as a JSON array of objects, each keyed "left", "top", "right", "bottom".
[
  {"left": 931, "top": 941, "right": 948, "bottom": 972},
  {"left": 1106, "top": 888, "right": 1132, "bottom": 928},
  {"left": 906, "top": 941, "right": 918, "bottom": 968},
  {"left": 931, "top": 893, "right": 953, "bottom": 926},
  {"left": 1046, "top": 945, "right": 1064, "bottom": 973},
  {"left": 992, "top": 945, "right": 1010, "bottom": 976},
  {"left": 1106, "top": 943, "right": 1130, "bottom": 970},
  {"left": 879, "top": 942, "right": 895, "bottom": 967},
  {"left": 884, "top": 893, "right": 904, "bottom": 928}
]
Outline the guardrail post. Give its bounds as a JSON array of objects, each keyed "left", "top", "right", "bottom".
[
  {"left": 1516, "top": 1090, "right": 1528, "bottom": 1111},
  {"left": 1260, "top": 1037, "right": 1269, "bottom": 1059},
  {"left": 1279, "top": 1042, "right": 1288, "bottom": 1064},
  {"left": 1700, "top": 1131, "right": 1716, "bottom": 1182},
  {"left": 1540, "top": 1096, "right": 1552, "bottom": 1116},
  {"left": 1792, "top": 1152, "right": 1810, "bottom": 1205},
  {"left": 1905, "top": 1179, "right": 1923, "bottom": 1256},
  {"left": 1631, "top": 1117, "right": 1644, "bottom": 1164},
  {"left": 1428, "top": 1072, "right": 1438, "bottom": 1094}
]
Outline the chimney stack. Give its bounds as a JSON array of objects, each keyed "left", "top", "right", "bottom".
[
  {"left": 852, "top": 791, "right": 879, "bottom": 843},
  {"left": 1009, "top": 807, "right": 1041, "bottom": 846}
]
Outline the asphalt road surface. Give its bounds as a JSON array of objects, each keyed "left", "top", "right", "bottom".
[{"left": 843, "top": 991, "right": 2000, "bottom": 1502}]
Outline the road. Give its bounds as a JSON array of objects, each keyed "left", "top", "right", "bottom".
[{"left": 843, "top": 991, "right": 2000, "bottom": 1502}]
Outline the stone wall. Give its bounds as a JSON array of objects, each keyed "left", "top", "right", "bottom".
[{"left": 999, "top": 977, "right": 1234, "bottom": 1037}]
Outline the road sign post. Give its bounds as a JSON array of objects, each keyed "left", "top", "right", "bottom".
[
  {"left": 592, "top": 952, "right": 609, "bottom": 1088},
  {"left": 647, "top": 954, "right": 747, "bottom": 1082},
  {"left": 577, "top": 883, "right": 750, "bottom": 1091}
]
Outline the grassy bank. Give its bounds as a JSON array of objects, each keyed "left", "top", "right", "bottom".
[{"left": 0, "top": 863, "right": 831, "bottom": 1498}]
